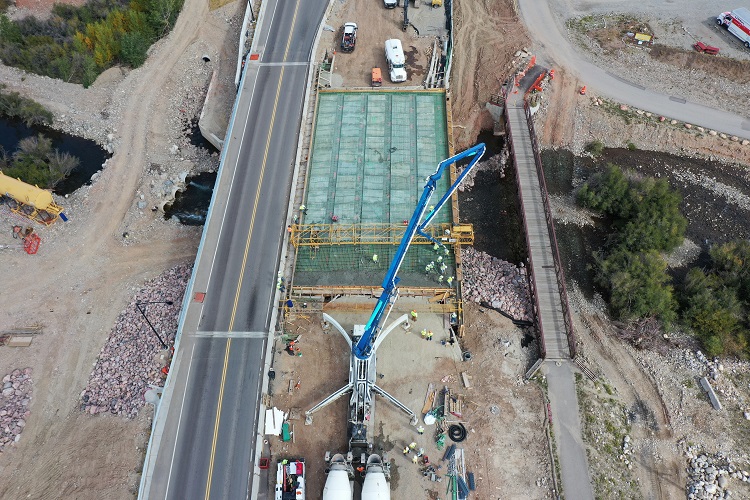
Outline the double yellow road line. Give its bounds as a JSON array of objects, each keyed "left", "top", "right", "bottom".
[{"left": 204, "top": 0, "right": 302, "bottom": 497}]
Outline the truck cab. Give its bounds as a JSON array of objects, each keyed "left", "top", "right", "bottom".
[
  {"left": 384, "top": 39, "right": 407, "bottom": 83},
  {"left": 383, "top": 0, "right": 396, "bottom": 8}
]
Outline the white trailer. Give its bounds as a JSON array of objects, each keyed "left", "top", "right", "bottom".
[{"left": 717, "top": 8, "right": 750, "bottom": 48}]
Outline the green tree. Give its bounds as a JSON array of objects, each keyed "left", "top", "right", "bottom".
[
  {"left": 577, "top": 164, "right": 632, "bottom": 217},
  {"left": 120, "top": 31, "right": 149, "bottom": 67},
  {"left": 596, "top": 249, "right": 677, "bottom": 323},
  {"left": 710, "top": 240, "right": 750, "bottom": 304},
  {"left": 682, "top": 268, "right": 746, "bottom": 357},
  {"left": 618, "top": 177, "right": 686, "bottom": 252}
]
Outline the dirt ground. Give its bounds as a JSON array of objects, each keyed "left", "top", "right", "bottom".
[
  {"left": 320, "top": 0, "right": 441, "bottom": 88},
  {"left": 0, "top": 0, "right": 241, "bottom": 496},
  {"left": 271, "top": 299, "right": 551, "bottom": 499}
]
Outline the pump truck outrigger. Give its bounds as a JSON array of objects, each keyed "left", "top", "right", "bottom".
[{"left": 305, "top": 144, "right": 487, "bottom": 500}]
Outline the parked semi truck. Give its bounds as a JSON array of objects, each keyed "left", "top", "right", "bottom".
[
  {"left": 717, "top": 8, "right": 750, "bottom": 48},
  {"left": 384, "top": 39, "right": 407, "bottom": 83}
]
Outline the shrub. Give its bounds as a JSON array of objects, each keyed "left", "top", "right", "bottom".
[
  {"left": 626, "top": 142, "right": 637, "bottom": 151},
  {"left": 596, "top": 249, "right": 677, "bottom": 323},
  {"left": 585, "top": 140, "right": 605, "bottom": 156},
  {"left": 0, "top": 84, "right": 54, "bottom": 126},
  {"left": 0, "top": 0, "right": 183, "bottom": 85},
  {"left": 2, "top": 134, "right": 79, "bottom": 188}
]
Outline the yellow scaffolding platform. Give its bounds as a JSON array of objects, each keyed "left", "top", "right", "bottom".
[{"left": 290, "top": 223, "right": 473, "bottom": 248}]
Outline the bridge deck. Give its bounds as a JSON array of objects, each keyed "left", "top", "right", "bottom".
[{"left": 506, "top": 104, "right": 570, "bottom": 360}]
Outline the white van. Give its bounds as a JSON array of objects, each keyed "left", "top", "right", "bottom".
[
  {"left": 384, "top": 39, "right": 407, "bottom": 83},
  {"left": 384, "top": 0, "right": 396, "bottom": 8}
]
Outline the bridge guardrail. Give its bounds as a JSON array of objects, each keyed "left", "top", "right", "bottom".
[
  {"left": 523, "top": 102, "right": 577, "bottom": 359},
  {"left": 505, "top": 108, "right": 546, "bottom": 360}
]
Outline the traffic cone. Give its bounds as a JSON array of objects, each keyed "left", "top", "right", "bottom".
[{"left": 579, "top": 86, "right": 587, "bottom": 95}]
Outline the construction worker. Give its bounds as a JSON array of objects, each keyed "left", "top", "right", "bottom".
[
  {"left": 372, "top": 254, "right": 378, "bottom": 263},
  {"left": 433, "top": 243, "right": 440, "bottom": 251},
  {"left": 412, "top": 454, "right": 419, "bottom": 464},
  {"left": 436, "top": 255, "right": 443, "bottom": 263},
  {"left": 300, "top": 204, "right": 307, "bottom": 215},
  {"left": 410, "top": 310, "right": 418, "bottom": 321},
  {"left": 409, "top": 442, "right": 417, "bottom": 450},
  {"left": 440, "top": 263, "right": 447, "bottom": 273},
  {"left": 421, "top": 329, "right": 428, "bottom": 339},
  {"left": 437, "top": 275, "right": 444, "bottom": 284},
  {"left": 417, "top": 425, "right": 425, "bottom": 435},
  {"left": 426, "top": 331, "right": 433, "bottom": 341},
  {"left": 287, "top": 225, "right": 292, "bottom": 234},
  {"left": 403, "top": 446, "right": 410, "bottom": 455},
  {"left": 443, "top": 247, "right": 449, "bottom": 256},
  {"left": 416, "top": 447, "right": 424, "bottom": 458},
  {"left": 446, "top": 276, "right": 454, "bottom": 286}
]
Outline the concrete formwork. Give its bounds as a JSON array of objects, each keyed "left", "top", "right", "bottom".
[{"left": 296, "top": 90, "right": 454, "bottom": 287}]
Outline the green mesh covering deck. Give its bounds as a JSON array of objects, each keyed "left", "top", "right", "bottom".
[{"left": 296, "top": 91, "right": 452, "bottom": 287}]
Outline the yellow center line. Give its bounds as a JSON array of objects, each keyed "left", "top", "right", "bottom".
[{"left": 203, "top": 0, "right": 303, "bottom": 498}]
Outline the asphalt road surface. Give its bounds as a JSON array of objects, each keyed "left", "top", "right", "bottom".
[
  {"left": 143, "top": 0, "right": 328, "bottom": 498},
  {"left": 518, "top": 0, "right": 750, "bottom": 140}
]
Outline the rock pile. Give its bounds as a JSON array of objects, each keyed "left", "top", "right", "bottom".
[
  {"left": 0, "top": 368, "right": 32, "bottom": 452},
  {"left": 683, "top": 445, "right": 744, "bottom": 500},
  {"left": 80, "top": 264, "right": 192, "bottom": 418},
  {"left": 461, "top": 247, "right": 532, "bottom": 322},
  {"left": 458, "top": 148, "right": 510, "bottom": 192}
]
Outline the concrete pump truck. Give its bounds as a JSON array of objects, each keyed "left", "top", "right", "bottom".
[{"left": 303, "top": 143, "right": 487, "bottom": 500}]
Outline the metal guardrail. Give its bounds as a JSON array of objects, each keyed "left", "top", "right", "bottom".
[{"left": 522, "top": 103, "right": 577, "bottom": 359}]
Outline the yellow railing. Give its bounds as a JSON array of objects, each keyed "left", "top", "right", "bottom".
[{"left": 290, "top": 222, "right": 473, "bottom": 247}]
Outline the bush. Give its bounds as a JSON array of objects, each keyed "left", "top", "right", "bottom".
[
  {"left": 0, "top": 0, "right": 183, "bottom": 85},
  {"left": 596, "top": 249, "right": 677, "bottom": 323},
  {"left": 585, "top": 140, "right": 605, "bottom": 156},
  {"left": 0, "top": 84, "right": 54, "bottom": 126},
  {"left": 2, "top": 134, "right": 79, "bottom": 188},
  {"left": 626, "top": 142, "right": 637, "bottom": 151},
  {"left": 680, "top": 243, "right": 750, "bottom": 358}
]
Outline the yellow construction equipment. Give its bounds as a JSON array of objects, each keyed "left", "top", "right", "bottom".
[{"left": 0, "top": 172, "right": 63, "bottom": 225}]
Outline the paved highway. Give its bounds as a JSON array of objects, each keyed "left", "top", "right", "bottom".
[
  {"left": 142, "top": 0, "right": 329, "bottom": 498},
  {"left": 518, "top": 0, "right": 750, "bottom": 140}
]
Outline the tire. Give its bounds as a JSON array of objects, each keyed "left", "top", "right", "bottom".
[
  {"left": 448, "top": 424, "right": 467, "bottom": 442},
  {"left": 745, "top": 41, "right": 750, "bottom": 49},
  {"left": 717, "top": 18, "right": 723, "bottom": 26}
]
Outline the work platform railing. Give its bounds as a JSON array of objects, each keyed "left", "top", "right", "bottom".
[{"left": 289, "top": 222, "right": 473, "bottom": 247}]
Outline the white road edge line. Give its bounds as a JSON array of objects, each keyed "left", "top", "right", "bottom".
[
  {"left": 164, "top": 342, "right": 196, "bottom": 498},
  {"left": 203, "top": 0, "right": 281, "bottom": 298}
]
